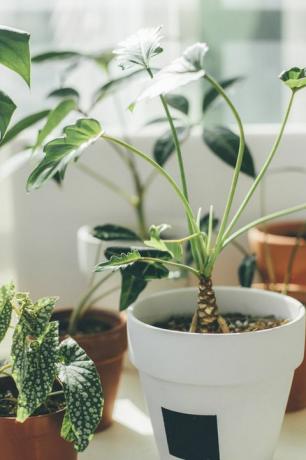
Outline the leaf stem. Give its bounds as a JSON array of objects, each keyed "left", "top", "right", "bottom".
[
  {"left": 223, "top": 90, "right": 296, "bottom": 240},
  {"left": 0, "top": 363, "right": 12, "bottom": 375}
]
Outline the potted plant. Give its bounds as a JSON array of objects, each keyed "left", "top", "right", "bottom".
[
  {"left": 26, "top": 27, "right": 306, "bottom": 458},
  {"left": 0, "top": 281, "right": 103, "bottom": 460}
]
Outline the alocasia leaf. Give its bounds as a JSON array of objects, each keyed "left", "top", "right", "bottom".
[
  {"left": 27, "top": 118, "right": 103, "bottom": 191},
  {"left": 104, "top": 246, "right": 172, "bottom": 261},
  {"left": 0, "top": 110, "right": 50, "bottom": 147},
  {"left": 34, "top": 99, "right": 77, "bottom": 150},
  {"left": 57, "top": 338, "right": 103, "bottom": 452},
  {"left": 12, "top": 321, "right": 59, "bottom": 422},
  {"left": 203, "top": 126, "right": 256, "bottom": 178},
  {"left": 0, "top": 91, "right": 16, "bottom": 140},
  {"left": 0, "top": 26, "right": 31, "bottom": 86},
  {"left": 0, "top": 282, "right": 15, "bottom": 342},
  {"left": 92, "top": 224, "right": 141, "bottom": 241},
  {"left": 95, "top": 250, "right": 142, "bottom": 272}
]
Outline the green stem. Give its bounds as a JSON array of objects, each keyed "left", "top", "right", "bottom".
[
  {"left": 68, "top": 272, "right": 114, "bottom": 335},
  {"left": 223, "top": 90, "right": 296, "bottom": 240},
  {"left": 222, "top": 202, "right": 306, "bottom": 249},
  {"left": 48, "top": 390, "right": 64, "bottom": 398},
  {"left": 204, "top": 73, "right": 246, "bottom": 253},
  {"left": 0, "top": 363, "right": 11, "bottom": 375}
]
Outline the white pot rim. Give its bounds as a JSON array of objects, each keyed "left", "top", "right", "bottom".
[{"left": 128, "top": 286, "right": 304, "bottom": 338}]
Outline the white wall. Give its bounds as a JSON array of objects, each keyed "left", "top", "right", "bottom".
[{"left": 2, "top": 123, "right": 306, "bottom": 307}]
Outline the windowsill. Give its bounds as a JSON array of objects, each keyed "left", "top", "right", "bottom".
[{"left": 81, "top": 369, "right": 306, "bottom": 459}]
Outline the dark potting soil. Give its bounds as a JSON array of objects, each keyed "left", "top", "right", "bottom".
[
  {"left": 0, "top": 389, "right": 65, "bottom": 418},
  {"left": 58, "top": 316, "right": 111, "bottom": 337},
  {"left": 154, "top": 313, "right": 287, "bottom": 333}
]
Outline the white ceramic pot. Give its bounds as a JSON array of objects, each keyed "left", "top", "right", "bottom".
[
  {"left": 77, "top": 225, "right": 189, "bottom": 309},
  {"left": 128, "top": 287, "right": 305, "bottom": 460}
]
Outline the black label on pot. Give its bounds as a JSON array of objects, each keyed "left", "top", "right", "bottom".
[{"left": 161, "top": 407, "right": 220, "bottom": 460}]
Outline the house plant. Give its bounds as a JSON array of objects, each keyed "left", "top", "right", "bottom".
[
  {"left": 27, "top": 27, "right": 306, "bottom": 459},
  {"left": 0, "top": 281, "right": 103, "bottom": 460}
]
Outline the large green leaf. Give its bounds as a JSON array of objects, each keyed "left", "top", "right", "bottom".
[
  {"left": 104, "top": 246, "right": 172, "bottom": 261},
  {"left": 92, "top": 224, "right": 140, "bottom": 241},
  {"left": 153, "top": 126, "right": 188, "bottom": 166},
  {"left": 0, "top": 26, "right": 31, "bottom": 86},
  {"left": 165, "top": 94, "right": 189, "bottom": 115},
  {"left": 202, "top": 77, "right": 242, "bottom": 113},
  {"left": 48, "top": 87, "right": 79, "bottom": 101},
  {"left": 57, "top": 338, "right": 103, "bottom": 452},
  {"left": 0, "top": 110, "right": 49, "bottom": 147},
  {"left": 32, "top": 50, "right": 81, "bottom": 63},
  {"left": 27, "top": 118, "right": 103, "bottom": 191},
  {"left": 0, "top": 91, "right": 16, "bottom": 140},
  {"left": 238, "top": 254, "right": 256, "bottom": 288},
  {"left": 203, "top": 126, "right": 256, "bottom": 178},
  {"left": 0, "top": 282, "right": 14, "bottom": 342},
  {"left": 12, "top": 321, "right": 59, "bottom": 422},
  {"left": 279, "top": 67, "right": 306, "bottom": 91},
  {"left": 138, "top": 43, "right": 208, "bottom": 101},
  {"left": 34, "top": 99, "right": 77, "bottom": 150},
  {"left": 93, "top": 69, "right": 145, "bottom": 105}
]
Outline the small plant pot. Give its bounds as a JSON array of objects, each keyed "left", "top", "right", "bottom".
[
  {"left": 0, "top": 377, "right": 76, "bottom": 460},
  {"left": 128, "top": 287, "right": 305, "bottom": 460},
  {"left": 253, "top": 282, "right": 306, "bottom": 412},
  {"left": 248, "top": 221, "right": 306, "bottom": 284},
  {"left": 53, "top": 308, "right": 127, "bottom": 432}
]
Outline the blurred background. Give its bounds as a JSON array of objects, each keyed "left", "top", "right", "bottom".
[{"left": 1, "top": 0, "right": 306, "bottom": 307}]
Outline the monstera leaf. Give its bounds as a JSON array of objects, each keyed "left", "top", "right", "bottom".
[
  {"left": 12, "top": 321, "right": 59, "bottom": 422},
  {"left": 57, "top": 338, "right": 103, "bottom": 452},
  {"left": 0, "top": 26, "right": 31, "bottom": 86},
  {"left": 27, "top": 118, "right": 103, "bottom": 191},
  {"left": 0, "top": 282, "right": 15, "bottom": 342},
  {"left": 92, "top": 224, "right": 141, "bottom": 241}
]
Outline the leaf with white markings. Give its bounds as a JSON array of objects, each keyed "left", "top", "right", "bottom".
[
  {"left": 95, "top": 250, "right": 142, "bottom": 272},
  {"left": 0, "top": 282, "right": 14, "bottom": 342},
  {"left": 57, "top": 338, "right": 103, "bottom": 452}
]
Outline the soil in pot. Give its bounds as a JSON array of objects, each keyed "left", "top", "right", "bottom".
[
  {"left": 0, "top": 377, "right": 76, "bottom": 460},
  {"left": 155, "top": 313, "right": 287, "bottom": 333},
  {"left": 53, "top": 308, "right": 127, "bottom": 432}
]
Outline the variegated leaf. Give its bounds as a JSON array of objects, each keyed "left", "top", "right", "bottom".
[{"left": 0, "top": 282, "right": 15, "bottom": 342}]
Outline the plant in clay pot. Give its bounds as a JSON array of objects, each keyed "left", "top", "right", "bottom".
[
  {"left": 0, "top": 282, "right": 103, "bottom": 460},
  {"left": 27, "top": 27, "right": 306, "bottom": 459}
]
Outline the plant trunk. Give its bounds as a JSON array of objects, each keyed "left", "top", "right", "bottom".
[{"left": 190, "top": 276, "right": 229, "bottom": 333}]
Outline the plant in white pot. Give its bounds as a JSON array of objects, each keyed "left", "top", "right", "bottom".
[
  {"left": 27, "top": 27, "right": 306, "bottom": 459},
  {"left": 0, "top": 282, "right": 103, "bottom": 460}
]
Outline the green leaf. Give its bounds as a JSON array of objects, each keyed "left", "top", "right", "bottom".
[
  {"left": 57, "top": 338, "right": 103, "bottom": 452},
  {"left": 137, "top": 43, "right": 208, "bottom": 101},
  {"left": 199, "top": 213, "right": 219, "bottom": 234},
  {"left": 27, "top": 118, "right": 103, "bottom": 191},
  {"left": 145, "top": 117, "right": 177, "bottom": 126},
  {"left": 93, "top": 69, "right": 145, "bottom": 105},
  {"left": 165, "top": 94, "right": 189, "bottom": 115},
  {"left": 95, "top": 250, "right": 142, "bottom": 272},
  {"left": 279, "top": 67, "right": 306, "bottom": 90},
  {"left": 0, "top": 282, "right": 15, "bottom": 342},
  {"left": 113, "top": 26, "right": 163, "bottom": 70},
  {"left": 153, "top": 126, "right": 188, "bottom": 166},
  {"left": 0, "top": 26, "right": 31, "bottom": 86},
  {"left": 48, "top": 87, "right": 79, "bottom": 101},
  {"left": 0, "top": 110, "right": 49, "bottom": 147},
  {"left": 32, "top": 50, "right": 81, "bottom": 63},
  {"left": 13, "top": 321, "right": 59, "bottom": 422},
  {"left": 92, "top": 224, "right": 140, "bottom": 241},
  {"left": 202, "top": 77, "right": 243, "bottom": 113},
  {"left": 104, "top": 246, "right": 172, "bottom": 261},
  {"left": 145, "top": 224, "right": 183, "bottom": 260},
  {"left": 0, "top": 91, "right": 16, "bottom": 140},
  {"left": 18, "top": 295, "right": 58, "bottom": 337},
  {"left": 203, "top": 126, "right": 256, "bottom": 178},
  {"left": 34, "top": 99, "right": 77, "bottom": 150},
  {"left": 238, "top": 254, "right": 256, "bottom": 288}
]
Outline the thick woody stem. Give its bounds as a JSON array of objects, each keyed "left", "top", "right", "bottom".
[{"left": 190, "top": 277, "right": 229, "bottom": 333}]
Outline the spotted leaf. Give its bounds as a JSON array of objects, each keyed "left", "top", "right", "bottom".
[
  {"left": 0, "top": 282, "right": 15, "bottom": 342},
  {"left": 18, "top": 295, "right": 58, "bottom": 337},
  {"left": 57, "top": 338, "right": 103, "bottom": 452}
]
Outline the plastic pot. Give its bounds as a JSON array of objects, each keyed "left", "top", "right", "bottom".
[
  {"left": 0, "top": 377, "right": 76, "bottom": 460},
  {"left": 128, "top": 287, "right": 305, "bottom": 460},
  {"left": 248, "top": 221, "right": 306, "bottom": 284},
  {"left": 53, "top": 308, "right": 127, "bottom": 431}
]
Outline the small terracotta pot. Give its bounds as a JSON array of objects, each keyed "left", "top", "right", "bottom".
[
  {"left": 53, "top": 308, "right": 127, "bottom": 431},
  {"left": 0, "top": 377, "right": 76, "bottom": 460},
  {"left": 253, "top": 283, "right": 306, "bottom": 412},
  {"left": 248, "top": 221, "right": 306, "bottom": 284}
]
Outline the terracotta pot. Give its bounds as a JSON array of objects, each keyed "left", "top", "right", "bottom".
[
  {"left": 248, "top": 221, "right": 306, "bottom": 284},
  {"left": 253, "top": 283, "right": 306, "bottom": 412},
  {"left": 0, "top": 377, "right": 76, "bottom": 460},
  {"left": 53, "top": 308, "right": 127, "bottom": 431}
]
